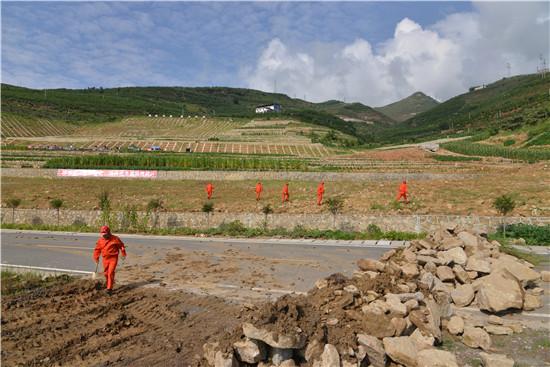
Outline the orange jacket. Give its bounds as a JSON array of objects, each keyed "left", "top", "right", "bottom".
[
  {"left": 256, "top": 183, "right": 263, "bottom": 193},
  {"left": 93, "top": 235, "right": 126, "bottom": 262},
  {"left": 282, "top": 184, "right": 289, "bottom": 194},
  {"left": 399, "top": 183, "right": 408, "bottom": 194},
  {"left": 317, "top": 184, "right": 325, "bottom": 195},
  {"left": 206, "top": 183, "right": 214, "bottom": 193}
]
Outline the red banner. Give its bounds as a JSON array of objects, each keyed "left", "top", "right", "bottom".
[{"left": 57, "top": 169, "right": 158, "bottom": 178}]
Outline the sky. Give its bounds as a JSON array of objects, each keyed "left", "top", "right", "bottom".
[{"left": 2, "top": 1, "right": 549, "bottom": 106}]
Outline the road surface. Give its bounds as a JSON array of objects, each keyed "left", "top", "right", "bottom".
[
  {"left": 1, "top": 230, "right": 396, "bottom": 300},
  {"left": 1, "top": 229, "right": 548, "bottom": 327}
]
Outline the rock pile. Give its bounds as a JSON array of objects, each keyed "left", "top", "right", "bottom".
[{"left": 202, "top": 227, "right": 546, "bottom": 367}]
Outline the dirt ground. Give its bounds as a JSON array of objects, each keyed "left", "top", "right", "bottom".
[
  {"left": 2, "top": 163, "right": 549, "bottom": 216},
  {"left": 1, "top": 278, "right": 242, "bottom": 367}
]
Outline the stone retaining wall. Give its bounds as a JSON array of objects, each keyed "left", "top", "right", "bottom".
[
  {"left": 1, "top": 168, "right": 476, "bottom": 182},
  {"left": 2, "top": 208, "right": 548, "bottom": 234}
]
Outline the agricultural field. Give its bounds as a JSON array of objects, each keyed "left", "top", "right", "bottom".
[
  {"left": 3, "top": 163, "right": 549, "bottom": 216},
  {"left": 1, "top": 116, "right": 340, "bottom": 158},
  {"left": 0, "top": 113, "right": 78, "bottom": 137}
]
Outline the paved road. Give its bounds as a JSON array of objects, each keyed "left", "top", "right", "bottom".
[
  {"left": 2, "top": 230, "right": 548, "bottom": 325},
  {"left": 1, "top": 230, "right": 396, "bottom": 299}
]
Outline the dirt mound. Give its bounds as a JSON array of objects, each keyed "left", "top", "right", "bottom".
[
  {"left": 1, "top": 279, "right": 241, "bottom": 366},
  {"left": 202, "top": 227, "right": 546, "bottom": 366}
]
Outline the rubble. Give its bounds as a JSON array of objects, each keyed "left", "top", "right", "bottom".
[
  {"left": 202, "top": 228, "right": 545, "bottom": 366},
  {"left": 479, "top": 352, "right": 515, "bottom": 367}
]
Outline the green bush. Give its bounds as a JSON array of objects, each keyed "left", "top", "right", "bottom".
[
  {"left": 503, "top": 139, "right": 515, "bottom": 146},
  {"left": 496, "top": 224, "right": 550, "bottom": 246},
  {"left": 432, "top": 155, "right": 481, "bottom": 162}
]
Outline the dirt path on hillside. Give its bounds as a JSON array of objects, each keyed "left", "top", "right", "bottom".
[{"left": 1, "top": 279, "right": 242, "bottom": 366}]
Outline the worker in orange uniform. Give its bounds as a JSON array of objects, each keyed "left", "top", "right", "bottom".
[
  {"left": 255, "top": 182, "right": 263, "bottom": 201},
  {"left": 93, "top": 226, "right": 126, "bottom": 295},
  {"left": 282, "top": 183, "right": 290, "bottom": 203},
  {"left": 206, "top": 183, "right": 214, "bottom": 200},
  {"left": 396, "top": 180, "right": 409, "bottom": 203},
  {"left": 317, "top": 182, "right": 325, "bottom": 206}
]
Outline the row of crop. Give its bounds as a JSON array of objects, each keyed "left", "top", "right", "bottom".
[
  {"left": 43, "top": 154, "right": 312, "bottom": 171},
  {"left": 441, "top": 141, "right": 550, "bottom": 162}
]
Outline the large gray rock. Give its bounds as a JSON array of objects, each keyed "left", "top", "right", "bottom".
[
  {"left": 416, "top": 349, "right": 458, "bottom": 367},
  {"left": 476, "top": 270, "right": 524, "bottom": 313},
  {"left": 436, "top": 266, "right": 456, "bottom": 282},
  {"left": 357, "top": 258, "right": 385, "bottom": 272},
  {"left": 458, "top": 231, "right": 479, "bottom": 255},
  {"left": 382, "top": 336, "right": 417, "bottom": 367},
  {"left": 484, "top": 324, "right": 513, "bottom": 335},
  {"left": 357, "top": 334, "right": 386, "bottom": 367},
  {"left": 305, "top": 340, "right": 324, "bottom": 362},
  {"left": 233, "top": 338, "right": 267, "bottom": 363},
  {"left": 243, "top": 323, "right": 306, "bottom": 349},
  {"left": 523, "top": 294, "right": 543, "bottom": 311},
  {"left": 214, "top": 351, "right": 239, "bottom": 367},
  {"left": 402, "top": 263, "right": 419, "bottom": 277},
  {"left": 479, "top": 352, "right": 514, "bottom": 367},
  {"left": 417, "top": 255, "right": 443, "bottom": 266},
  {"left": 491, "top": 255, "right": 540, "bottom": 285},
  {"left": 465, "top": 256, "right": 491, "bottom": 274},
  {"left": 419, "top": 272, "right": 435, "bottom": 290},
  {"left": 409, "top": 328, "right": 434, "bottom": 350},
  {"left": 447, "top": 315, "right": 464, "bottom": 335},
  {"left": 438, "top": 247, "right": 468, "bottom": 266},
  {"left": 451, "top": 284, "right": 475, "bottom": 307},
  {"left": 203, "top": 342, "right": 219, "bottom": 366},
  {"left": 462, "top": 326, "right": 491, "bottom": 350},
  {"left": 385, "top": 294, "right": 408, "bottom": 317},
  {"left": 439, "top": 237, "right": 464, "bottom": 250},
  {"left": 317, "top": 344, "right": 340, "bottom": 367},
  {"left": 453, "top": 265, "right": 471, "bottom": 284}
]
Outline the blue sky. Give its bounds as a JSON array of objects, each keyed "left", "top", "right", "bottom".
[{"left": 2, "top": 2, "right": 547, "bottom": 105}]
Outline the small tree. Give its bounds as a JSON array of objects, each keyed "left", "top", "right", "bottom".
[
  {"left": 493, "top": 194, "right": 516, "bottom": 237},
  {"left": 202, "top": 202, "right": 214, "bottom": 228},
  {"left": 6, "top": 198, "right": 21, "bottom": 223},
  {"left": 261, "top": 204, "right": 274, "bottom": 230},
  {"left": 325, "top": 197, "right": 344, "bottom": 229},
  {"left": 147, "top": 198, "right": 163, "bottom": 228},
  {"left": 98, "top": 191, "right": 113, "bottom": 227},
  {"left": 49, "top": 199, "right": 64, "bottom": 226}
]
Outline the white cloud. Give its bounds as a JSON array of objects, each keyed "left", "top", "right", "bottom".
[{"left": 246, "top": 2, "right": 549, "bottom": 106}]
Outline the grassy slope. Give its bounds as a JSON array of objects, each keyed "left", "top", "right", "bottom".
[
  {"left": 1, "top": 84, "right": 394, "bottom": 142},
  {"left": 375, "top": 92, "right": 439, "bottom": 122},
  {"left": 374, "top": 74, "right": 550, "bottom": 143}
]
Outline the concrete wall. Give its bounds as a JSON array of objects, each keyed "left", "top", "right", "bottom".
[
  {"left": 1, "top": 168, "right": 476, "bottom": 182},
  {"left": 3, "top": 208, "right": 549, "bottom": 234}
]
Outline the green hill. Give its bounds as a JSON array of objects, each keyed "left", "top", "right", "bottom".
[
  {"left": 375, "top": 91, "right": 439, "bottom": 122},
  {"left": 0, "top": 84, "right": 394, "bottom": 143},
  {"left": 372, "top": 74, "right": 550, "bottom": 143}
]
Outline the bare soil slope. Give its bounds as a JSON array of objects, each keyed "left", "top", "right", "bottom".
[{"left": 1, "top": 279, "right": 241, "bottom": 366}]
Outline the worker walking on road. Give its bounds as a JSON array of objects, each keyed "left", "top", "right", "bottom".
[
  {"left": 93, "top": 226, "right": 126, "bottom": 295},
  {"left": 396, "top": 180, "right": 409, "bottom": 204},
  {"left": 255, "top": 182, "right": 263, "bottom": 201},
  {"left": 206, "top": 183, "right": 214, "bottom": 200},
  {"left": 282, "top": 183, "right": 290, "bottom": 203},
  {"left": 317, "top": 181, "right": 325, "bottom": 206}
]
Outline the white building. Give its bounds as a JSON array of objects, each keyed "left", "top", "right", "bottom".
[{"left": 255, "top": 103, "right": 282, "bottom": 114}]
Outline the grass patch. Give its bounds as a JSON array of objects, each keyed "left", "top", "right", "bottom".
[
  {"left": 1, "top": 221, "right": 426, "bottom": 241},
  {"left": 494, "top": 223, "right": 550, "bottom": 246},
  {"left": 432, "top": 155, "right": 481, "bottom": 162},
  {"left": 1, "top": 270, "right": 73, "bottom": 296}
]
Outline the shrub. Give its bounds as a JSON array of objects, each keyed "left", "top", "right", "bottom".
[{"left": 503, "top": 139, "right": 515, "bottom": 146}]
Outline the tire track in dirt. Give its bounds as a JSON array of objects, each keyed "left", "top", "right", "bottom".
[{"left": 1, "top": 279, "right": 242, "bottom": 366}]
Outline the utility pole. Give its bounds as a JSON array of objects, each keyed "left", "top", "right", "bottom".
[
  {"left": 506, "top": 62, "right": 511, "bottom": 78},
  {"left": 44, "top": 89, "right": 47, "bottom": 99}
]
